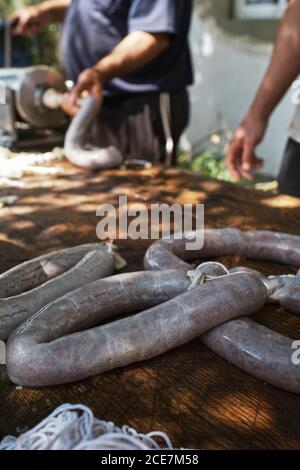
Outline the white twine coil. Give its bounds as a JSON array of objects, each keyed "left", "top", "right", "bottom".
[{"left": 0, "top": 404, "right": 173, "bottom": 451}]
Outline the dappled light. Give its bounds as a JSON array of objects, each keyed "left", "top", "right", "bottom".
[
  {"left": 1, "top": 0, "right": 300, "bottom": 454},
  {"left": 0, "top": 163, "right": 300, "bottom": 449}
]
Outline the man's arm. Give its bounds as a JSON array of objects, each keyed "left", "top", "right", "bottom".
[
  {"left": 65, "top": 30, "right": 171, "bottom": 114},
  {"left": 10, "top": 1, "right": 71, "bottom": 36},
  {"left": 227, "top": 0, "right": 300, "bottom": 180},
  {"left": 95, "top": 31, "right": 170, "bottom": 83}
]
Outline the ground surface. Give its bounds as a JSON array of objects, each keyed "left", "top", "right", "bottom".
[{"left": 1, "top": 164, "right": 300, "bottom": 450}]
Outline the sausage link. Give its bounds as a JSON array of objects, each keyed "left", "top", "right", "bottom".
[
  {"left": 144, "top": 229, "right": 300, "bottom": 393},
  {"left": 7, "top": 271, "right": 266, "bottom": 386},
  {"left": 64, "top": 95, "right": 123, "bottom": 170},
  {"left": 0, "top": 243, "right": 107, "bottom": 297},
  {"left": 0, "top": 250, "right": 115, "bottom": 341}
]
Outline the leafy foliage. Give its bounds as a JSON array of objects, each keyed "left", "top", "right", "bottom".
[{"left": 183, "top": 151, "right": 236, "bottom": 183}]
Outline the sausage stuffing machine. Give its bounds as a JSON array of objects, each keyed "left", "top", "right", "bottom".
[
  {"left": 0, "top": 21, "right": 68, "bottom": 149},
  {"left": 0, "top": 66, "right": 68, "bottom": 149}
]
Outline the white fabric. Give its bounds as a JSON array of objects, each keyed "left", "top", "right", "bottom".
[{"left": 289, "top": 105, "right": 300, "bottom": 144}]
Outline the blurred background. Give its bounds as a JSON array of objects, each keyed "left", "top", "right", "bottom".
[
  {"left": 0, "top": 0, "right": 291, "bottom": 190},
  {"left": 0, "top": 0, "right": 58, "bottom": 67}
]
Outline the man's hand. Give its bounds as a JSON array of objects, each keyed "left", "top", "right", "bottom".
[
  {"left": 226, "top": 114, "right": 267, "bottom": 181},
  {"left": 9, "top": 1, "right": 70, "bottom": 35},
  {"left": 62, "top": 30, "right": 170, "bottom": 116},
  {"left": 226, "top": 0, "right": 300, "bottom": 181},
  {"left": 61, "top": 68, "right": 104, "bottom": 117},
  {"left": 9, "top": 6, "right": 47, "bottom": 37}
]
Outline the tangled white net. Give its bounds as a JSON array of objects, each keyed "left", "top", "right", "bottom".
[{"left": 0, "top": 404, "right": 173, "bottom": 451}]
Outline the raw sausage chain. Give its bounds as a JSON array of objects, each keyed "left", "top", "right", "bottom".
[
  {"left": 1, "top": 229, "right": 300, "bottom": 394},
  {"left": 145, "top": 229, "right": 300, "bottom": 394},
  {"left": 64, "top": 95, "right": 123, "bottom": 170}
]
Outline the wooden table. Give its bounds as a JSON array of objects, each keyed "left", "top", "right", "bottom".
[{"left": 1, "top": 165, "right": 300, "bottom": 450}]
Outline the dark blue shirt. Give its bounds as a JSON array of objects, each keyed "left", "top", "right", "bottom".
[{"left": 61, "top": 0, "right": 193, "bottom": 96}]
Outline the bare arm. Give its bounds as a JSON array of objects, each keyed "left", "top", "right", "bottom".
[
  {"left": 64, "top": 30, "right": 171, "bottom": 114},
  {"left": 251, "top": 0, "right": 300, "bottom": 119},
  {"left": 10, "top": 0, "right": 71, "bottom": 36},
  {"left": 36, "top": 0, "right": 71, "bottom": 22},
  {"left": 94, "top": 30, "right": 171, "bottom": 82},
  {"left": 227, "top": 0, "right": 300, "bottom": 180}
]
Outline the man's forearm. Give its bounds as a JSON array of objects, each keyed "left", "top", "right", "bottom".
[
  {"left": 93, "top": 31, "right": 171, "bottom": 82},
  {"left": 37, "top": 0, "right": 71, "bottom": 22},
  {"left": 249, "top": 0, "right": 300, "bottom": 120}
]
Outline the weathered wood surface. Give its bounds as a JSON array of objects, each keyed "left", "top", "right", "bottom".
[{"left": 1, "top": 164, "right": 300, "bottom": 449}]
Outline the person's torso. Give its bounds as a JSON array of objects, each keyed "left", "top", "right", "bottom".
[{"left": 61, "top": 0, "right": 193, "bottom": 96}]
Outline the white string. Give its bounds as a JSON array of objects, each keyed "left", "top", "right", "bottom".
[
  {"left": 103, "top": 240, "right": 127, "bottom": 270},
  {"left": 0, "top": 404, "right": 173, "bottom": 451},
  {"left": 187, "top": 262, "right": 268, "bottom": 291},
  {"left": 187, "top": 262, "right": 228, "bottom": 290}
]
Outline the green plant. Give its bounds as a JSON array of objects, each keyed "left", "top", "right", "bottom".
[
  {"left": 178, "top": 151, "right": 236, "bottom": 183},
  {"left": 178, "top": 150, "right": 277, "bottom": 192}
]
